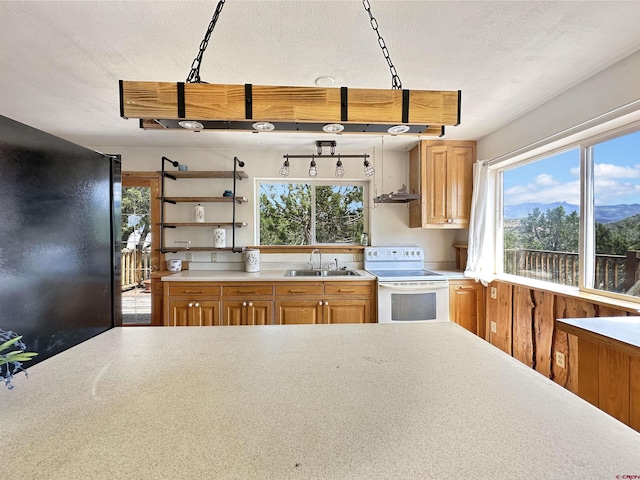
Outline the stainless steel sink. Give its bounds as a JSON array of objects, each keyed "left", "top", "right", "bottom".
[{"left": 284, "top": 269, "right": 360, "bottom": 277}]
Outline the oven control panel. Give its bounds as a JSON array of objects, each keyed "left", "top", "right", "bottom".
[{"left": 364, "top": 247, "right": 424, "bottom": 262}]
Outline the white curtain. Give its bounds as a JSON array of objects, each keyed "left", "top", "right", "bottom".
[{"left": 465, "top": 161, "right": 496, "bottom": 285}]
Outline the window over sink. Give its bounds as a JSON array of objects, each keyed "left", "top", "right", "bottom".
[{"left": 257, "top": 181, "right": 367, "bottom": 245}]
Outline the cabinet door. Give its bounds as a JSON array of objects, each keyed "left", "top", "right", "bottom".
[
  {"left": 223, "top": 301, "right": 247, "bottom": 326},
  {"left": 249, "top": 301, "right": 273, "bottom": 325},
  {"left": 446, "top": 146, "right": 474, "bottom": 226},
  {"left": 196, "top": 301, "right": 221, "bottom": 326},
  {"left": 425, "top": 145, "right": 450, "bottom": 225},
  {"left": 449, "top": 280, "right": 484, "bottom": 336},
  {"left": 275, "top": 301, "right": 323, "bottom": 325},
  {"left": 324, "top": 299, "right": 371, "bottom": 324},
  {"left": 167, "top": 300, "right": 192, "bottom": 326}
]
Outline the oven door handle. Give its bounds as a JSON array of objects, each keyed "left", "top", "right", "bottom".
[{"left": 378, "top": 282, "right": 448, "bottom": 290}]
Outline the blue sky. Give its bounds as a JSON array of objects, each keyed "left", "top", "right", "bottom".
[{"left": 503, "top": 130, "right": 640, "bottom": 206}]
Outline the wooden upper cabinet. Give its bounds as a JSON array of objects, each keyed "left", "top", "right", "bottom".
[{"left": 409, "top": 140, "right": 476, "bottom": 228}]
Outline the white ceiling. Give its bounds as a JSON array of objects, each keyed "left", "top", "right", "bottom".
[{"left": 2, "top": 0, "right": 640, "bottom": 152}]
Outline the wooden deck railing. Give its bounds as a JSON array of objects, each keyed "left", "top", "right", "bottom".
[
  {"left": 504, "top": 249, "right": 640, "bottom": 294},
  {"left": 121, "top": 248, "right": 151, "bottom": 290}
]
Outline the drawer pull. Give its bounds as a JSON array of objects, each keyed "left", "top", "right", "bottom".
[
  {"left": 289, "top": 289, "right": 308, "bottom": 293},
  {"left": 338, "top": 289, "right": 356, "bottom": 293},
  {"left": 183, "top": 290, "right": 204, "bottom": 294},
  {"left": 237, "top": 290, "right": 258, "bottom": 294}
]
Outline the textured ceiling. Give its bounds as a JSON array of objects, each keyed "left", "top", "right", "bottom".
[{"left": 2, "top": 0, "right": 640, "bottom": 151}]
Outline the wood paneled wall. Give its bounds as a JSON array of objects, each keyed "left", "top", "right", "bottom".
[{"left": 485, "top": 280, "right": 639, "bottom": 431}]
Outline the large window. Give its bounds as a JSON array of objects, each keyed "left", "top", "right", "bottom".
[
  {"left": 258, "top": 181, "right": 366, "bottom": 245},
  {"left": 499, "top": 126, "right": 640, "bottom": 300}
]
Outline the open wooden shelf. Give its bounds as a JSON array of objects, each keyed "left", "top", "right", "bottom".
[
  {"left": 161, "top": 222, "right": 247, "bottom": 228},
  {"left": 159, "top": 196, "right": 248, "bottom": 203},
  {"left": 159, "top": 170, "right": 248, "bottom": 180}
]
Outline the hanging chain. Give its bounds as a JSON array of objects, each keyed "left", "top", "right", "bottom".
[
  {"left": 362, "top": 0, "right": 402, "bottom": 90},
  {"left": 186, "top": 0, "right": 226, "bottom": 83}
]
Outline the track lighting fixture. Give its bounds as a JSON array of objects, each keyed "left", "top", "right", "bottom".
[
  {"left": 364, "top": 159, "right": 375, "bottom": 177},
  {"left": 279, "top": 158, "right": 290, "bottom": 177},
  {"left": 335, "top": 158, "right": 345, "bottom": 178}
]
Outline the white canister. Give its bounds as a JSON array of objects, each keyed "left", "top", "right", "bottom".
[
  {"left": 244, "top": 248, "right": 260, "bottom": 272},
  {"left": 213, "top": 228, "right": 226, "bottom": 248},
  {"left": 167, "top": 259, "right": 182, "bottom": 272},
  {"left": 194, "top": 204, "right": 205, "bottom": 223}
]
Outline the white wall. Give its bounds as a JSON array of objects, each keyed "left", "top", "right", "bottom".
[
  {"left": 93, "top": 145, "right": 465, "bottom": 269},
  {"left": 478, "top": 49, "right": 640, "bottom": 161}
]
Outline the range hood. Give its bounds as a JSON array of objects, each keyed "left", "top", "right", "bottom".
[{"left": 119, "top": 81, "right": 460, "bottom": 136}]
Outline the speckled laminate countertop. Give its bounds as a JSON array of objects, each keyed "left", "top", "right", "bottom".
[
  {"left": 161, "top": 269, "right": 376, "bottom": 282},
  {"left": 556, "top": 316, "right": 640, "bottom": 358},
  {"left": 4, "top": 323, "right": 640, "bottom": 479}
]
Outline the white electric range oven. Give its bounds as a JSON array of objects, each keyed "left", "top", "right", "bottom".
[{"left": 365, "top": 246, "right": 449, "bottom": 323}]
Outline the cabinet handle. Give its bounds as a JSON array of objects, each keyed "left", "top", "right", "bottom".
[
  {"left": 242, "top": 302, "right": 247, "bottom": 307},
  {"left": 248, "top": 302, "right": 253, "bottom": 307},
  {"left": 237, "top": 290, "right": 258, "bottom": 294},
  {"left": 183, "top": 290, "right": 204, "bottom": 294},
  {"left": 337, "top": 289, "right": 355, "bottom": 293},
  {"left": 324, "top": 301, "right": 329, "bottom": 306},
  {"left": 289, "top": 289, "right": 308, "bottom": 293},
  {"left": 188, "top": 303, "right": 193, "bottom": 307},
  {"left": 195, "top": 303, "right": 199, "bottom": 307},
  {"left": 447, "top": 218, "right": 453, "bottom": 223},
  {"left": 319, "top": 301, "right": 323, "bottom": 306}
]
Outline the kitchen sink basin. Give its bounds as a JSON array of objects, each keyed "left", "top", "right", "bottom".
[{"left": 284, "top": 269, "right": 360, "bottom": 277}]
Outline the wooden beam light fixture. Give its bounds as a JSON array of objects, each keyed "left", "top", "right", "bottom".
[{"left": 119, "top": 0, "right": 461, "bottom": 137}]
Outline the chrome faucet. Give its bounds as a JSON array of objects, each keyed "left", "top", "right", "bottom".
[{"left": 310, "top": 248, "right": 322, "bottom": 270}]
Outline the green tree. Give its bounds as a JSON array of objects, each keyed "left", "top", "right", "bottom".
[
  {"left": 259, "top": 183, "right": 363, "bottom": 245},
  {"left": 515, "top": 206, "right": 579, "bottom": 252},
  {"left": 121, "top": 186, "right": 151, "bottom": 250}
]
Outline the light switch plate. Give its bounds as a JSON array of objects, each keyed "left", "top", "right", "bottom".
[
  {"left": 490, "top": 287, "right": 497, "bottom": 299},
  {"left": 210, "top": 253, "right": 217, "bottom": 262},
  {"left": 490, "top": 321, "right": 497, "bottom": 333}
]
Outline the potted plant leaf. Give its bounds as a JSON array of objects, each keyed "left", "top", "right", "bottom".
[{"left": 0, "top": 329, "right": 37, "bottom": 390}]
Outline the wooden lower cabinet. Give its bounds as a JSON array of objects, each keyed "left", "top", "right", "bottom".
[
  {"left": 164, "top": 280, "right": 375, "bottom": 326},
  {"left": 223, "top": 300, "right": 273, "bottom": 326},
  {"left": 275, "top": 300, "right": 323, "bottom": 325},
  {"left": 324, "top": 299, "right": 371, "bottom": 324},
  {"left": 167, "top": 299, "right": 221, "bottom": 326},
  {"left": 449, "top": 279, "right": 484, "bottom": 337}
]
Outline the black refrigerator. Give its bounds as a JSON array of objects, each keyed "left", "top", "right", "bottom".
[{"left": 0, "top": 114, "right": 120, "bottom": 368}]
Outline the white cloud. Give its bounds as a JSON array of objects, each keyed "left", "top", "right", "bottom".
[
  {"left": 593, "top": 163, "right": 640, "bottom": 179},
  {"left": 534, "top": 173, "right": 559, "bottom": 186},
  {"left": 504, "top": 180, "right": 580, "bottom": 205}
]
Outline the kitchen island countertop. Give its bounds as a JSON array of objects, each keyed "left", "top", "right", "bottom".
[{"left": 4, "top": 323, "right": 640, "bottom": 479}]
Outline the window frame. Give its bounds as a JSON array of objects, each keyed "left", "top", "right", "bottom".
[
  {"left": 255, "top": 178, "right": 370, "bottom": 247},
  {"left": 494, "top": 120, "right": 640, "bottom": 304}
]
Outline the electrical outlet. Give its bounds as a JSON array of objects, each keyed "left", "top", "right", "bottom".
[
  {"left": 210, "top": 253, "right": 217, "bottom": 262},
  {"left": 185, "top": 253, "right": 192, "bottom": 261},
  {"left": 490, "top": 321, "right": 497, "bottom": 333},
  {"left": 555, "top": 351, "right": 566, "bottom": 369},
  {"left": 490, "top": 287, "right": 497, "bottom": 299},
  {"left": 353, "top": 253, "right": 363, "bottom": 262}
]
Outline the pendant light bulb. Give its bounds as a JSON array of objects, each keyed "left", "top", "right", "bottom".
[
  {"left": 364, "top": 159, "right": 375, "bottom": 177},
  {"left": 279, "top": 159, "right": 290, "bottom": 177},
  {"left": 309, "top": 159, "right": 318, "bottom": 178},
  {"left": 335, "top": 159, "right": 345, "bottom": 178}
]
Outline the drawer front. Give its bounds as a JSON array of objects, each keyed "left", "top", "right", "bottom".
[
  {"left": 223, "top": 285, "right": 274, "bottom": 297},
  {"left": 324, "top": 283, "right": 372, "bottom": 296},
  {"left": 168, "top": 284, "right": 221, "bottom": 297},
  {"left": 275, "top": 284, "right": 323, "bottom": 296}
]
